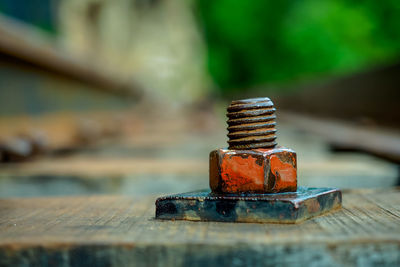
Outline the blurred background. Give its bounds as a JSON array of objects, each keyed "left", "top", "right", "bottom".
[{"left": 0, "top": 0, "right": 399, "bottom": 197}]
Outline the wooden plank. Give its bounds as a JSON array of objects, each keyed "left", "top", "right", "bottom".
[
  {"left": 0, "top": 157, "right": 207, "bottom": 176},
  {"left": 274, "top": 61, "right": 400, "bottom": 129},
  {"left": 281, "top": 112, "right": 400, "bottom": 164},
  {"left": 0, "top": 113, "right": 397, "bottom": 200},
  {"left": 0, "top": 188, "right": 399, "bottom": 266},
  {"left": 0, "top": 14, "right": 141, "bottom": 98}
]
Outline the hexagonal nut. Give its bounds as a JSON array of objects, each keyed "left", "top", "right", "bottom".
[{"left": 209, "top": 147, "right": 297, "bottom": 193}]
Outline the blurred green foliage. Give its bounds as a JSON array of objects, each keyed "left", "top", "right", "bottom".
[
  {"left": 0, "top": 0, "right": 58, "bottom": 34},
  {"left": 196, "top": 0, "right": 400, "bottom": 93}
]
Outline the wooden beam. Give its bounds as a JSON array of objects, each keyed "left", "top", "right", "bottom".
[
  {"left": 280, "top": 112, "right": 400, "bottom": 163},
  {"left": 0, "top": 15, "right": 142, "bottom": 98},
  {"left": 275, "top": 61, "right": 400, "bottom": 129},
  {"left": 0, "top": 188, "right": 399, "bottom": 266}
]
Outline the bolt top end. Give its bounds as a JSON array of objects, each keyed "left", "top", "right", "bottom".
[
  {"left": 229, "top": 97, "right": 273, "bottom": 106},
  {"left": 227, "top": 97, "right": 277, "bottom": 150}
]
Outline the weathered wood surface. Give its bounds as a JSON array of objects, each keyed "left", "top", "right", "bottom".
[
  {"left": 0, "top": 14, "right": 139, "bottom": 97},
  {"left": 0, "top": 114, "right": 397, "bottom": 199},
  {"left": 0, "top": 188, "right": 399, "bottom": 266},
  {"left": 275, "top": 61, "right": 400, "bottom": 129},
  {"left": 281, "top": 112, "right": 400, "bottom": 164}
]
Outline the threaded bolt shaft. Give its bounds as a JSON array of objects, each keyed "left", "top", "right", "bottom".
[{"left": 227, "top": 97, "right": 277, "bottom": 150}]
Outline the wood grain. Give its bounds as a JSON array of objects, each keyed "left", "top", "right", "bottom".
[
  {"left": 0, "top": 188, "right": 399, "bottom": 266},
  {"left": 0, "top": 14, "right": 138, "bottom": 97},
  {"left": 281, "top": 112, "right": 400, "bottom": 163}
]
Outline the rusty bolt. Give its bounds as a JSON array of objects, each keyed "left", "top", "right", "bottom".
[{"left": 209, "top": 97, "right": 297, "bottom": 194}]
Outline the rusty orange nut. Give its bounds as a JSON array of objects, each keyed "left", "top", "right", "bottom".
[{"left": 209, "top": 146, "right": 297, "bottom": 194}]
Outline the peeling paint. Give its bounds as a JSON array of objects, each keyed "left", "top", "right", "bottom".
[
  {"left": 210, "top": 147, "right": 297, "bottom": 194},
  {"left": 270, "top": 154, "right": 297, "bottom": 192},
  {"left": 220, "top": 154, "right": 264, "bottom": 193}
]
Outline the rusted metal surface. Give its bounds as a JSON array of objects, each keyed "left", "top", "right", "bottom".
[
  {"left": 156, "top": 97, "right": 341, "bottom": 223},
  {"left": 156, "top": 187, "right": 342, "bottom": 223},
  {"left": 227, "top": 97, "right": 277, "bottom": 150},
  {"left": 210, "top": 147, "right": 297, "bottom": 193},
  {"left": 212, "top": 97, "right": 297, "bottom": 194}
]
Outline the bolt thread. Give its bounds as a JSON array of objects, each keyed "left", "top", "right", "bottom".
[{"left": 227, "top": 97, "right": 277, "bottom": 149}]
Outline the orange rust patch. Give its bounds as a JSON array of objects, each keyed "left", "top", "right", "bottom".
[
  {"left": 220, "top": 154, "right": 264, "bottom": 193},
  {"left": 270, "top": 154, "right": 297, "bottom": 191}
]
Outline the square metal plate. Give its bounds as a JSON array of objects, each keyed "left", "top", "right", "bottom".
[{"left": 156, "top": 187, "right": 341, "bottom": 223}]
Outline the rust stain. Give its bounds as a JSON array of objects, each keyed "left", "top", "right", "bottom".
[
  {"left": 209, "top": 150, "right": 220, "bottom": 191},
  {"left": 305, "top": 199, "right": 321, "bottom": 213},
  {"left": 270, "top": 154, "right": 297, "bottom": 191},
  {"left": 220, "top": 154, "right": 264, "bottom": 193}
]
